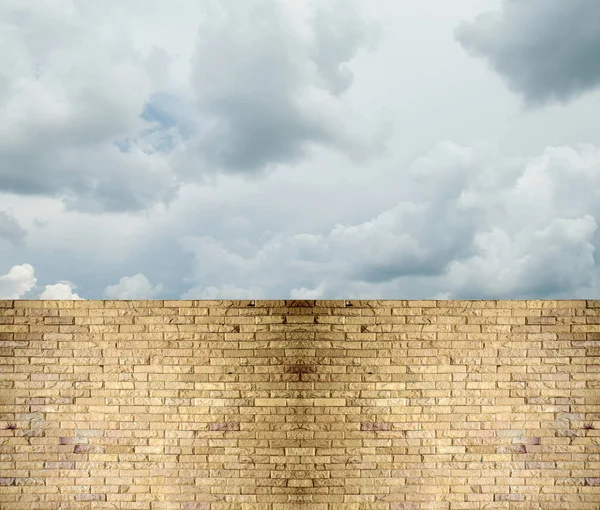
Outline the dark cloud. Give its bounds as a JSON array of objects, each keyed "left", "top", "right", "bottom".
[
  {"left": 0, "top": 145, "right": 180, "bottom": 214},
  {"left": 455, "top": 0, "right": 600, "bottom": 105}
]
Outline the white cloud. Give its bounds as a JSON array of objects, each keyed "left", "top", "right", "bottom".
[
  {"left": 0, "top": 263, "right": 84, "bottom": 299},
  {"left": 289, "top": 284, "right": 326, "bottom": 299},
  {"left": 181, "top": 284, "right": 263, "bottom": 299},
  {"left": 39, "top": 282, "right": 84, "bottom": 300},
  {"left": 103, "top": 273, "right": 164, "bottom": 299},
  {"left": 0, "top": 263, "right": 36, "bottom": 298}
]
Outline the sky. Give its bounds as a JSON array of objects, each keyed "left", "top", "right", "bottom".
[{"left": 1, "top": 0, "right": 600, "bottom": 300}]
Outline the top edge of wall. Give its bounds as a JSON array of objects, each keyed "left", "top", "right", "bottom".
[{"left": 1, "top": 299, "right": 599, "bottom": 308}]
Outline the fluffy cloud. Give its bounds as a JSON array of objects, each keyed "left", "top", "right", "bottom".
[
  {"left": 2, "top": 140, "right": 599, "bottom": 301},
  {"left": 39, "top": 282, "right": 84, "bottom": 300},
  {"left": 104, "top": 274, "right": 164, "bottom": 299},
  {"left": 178, "top": 142, "right": 600, "bottom": 299},
  {"left": 0, "top": 264, "right": 36, "bottom": 298},
  {"left": 172, "top": 0, "right": 381, "bottom": 178},
  {"left": 0, "top": 263, "right": 86, "bottom": 299},
  {"left": 0, "top": 0, "right": 380, "bottom": 213},
  {"left": 181, "top": 284, "right": 264, "bottom": 299},
  {"left": 0, "top": 0, "right": 181, "bottom": 213},
  {"left": 455, "top": 0, "right": 600, "bottom": 105}
]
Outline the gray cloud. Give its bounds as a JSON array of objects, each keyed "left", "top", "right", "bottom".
[
  {"left": 0, "top": 2, "right": 181, "bottom": 213},
  {"left": 104, "top": 273, "right": 164, "bottom": 299},
  {"left": 3, "top": 140, "right": 600, "bottom": 300},
  {"left": 176, "top": 142, "right": 600, "bottom": 299},
  {"left": 0, "top": 145, "right": 180, "bottom": 214},
  {"left": 3, "top": 0, "right": 599, "bottom": 301},
  {"left": 455, "top": 0, "right": 600, "bottom": 105},
  {"left": 0, "top": 210, "right": 26, "bottom": 245},
  {"left": 0, "top": 0, "right": 380, "bottom": 212},
  {"left": 184, "top": 0, "right": 379, "bottom": 175}
]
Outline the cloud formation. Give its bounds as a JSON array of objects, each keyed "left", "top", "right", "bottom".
[
  {"left": 181, "top": 284, "right": 264, "bottom": 300},
  {"left": 0, "top": 263, "right": 85, "bottom": 299},
  {"left": 177, "top": 0, "right": 380, "bottom": 176},
  {"left": 455, "top": 0, "right": 600, "bottom": 105},
  {"left": 104, "top": 273, "right": 164, "bottom": 299},
  {"left": 0, "top": 0, "right": 380, "bottom": 213},
  {"left": 2, "top": 140, "right": 599, "bottom": 301},
  {"left": 0, "top": 210, "right": 26, "bottom": 245},
  {"left": 39, "top": 282, "right": 84, "bottom": 300},
  {"left": 0, "top": 264, "right": 36, "bottom": 299},
  {"left": 0, "top": 1, "right": 181, "bottom": 213},
  {"left": 178, "top": 142, "right": 600, "bottom": 299}
]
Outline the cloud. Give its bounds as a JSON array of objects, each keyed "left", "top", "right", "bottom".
[
  {"left": 181, "top": 284, "right": 263, "bottom": 299},
  {"left": 0, "top": 263, "right": 86, "bottom": 299},
  {"left": 0, "top": 1, "right": 183, "bottom": 213},
  {"left": 455, "top": 0, "right": 600, "bottom": 106},
  {"left": 0, "top": 210, "right": 26, "bottom": 245},
  {"left": 178, "top": 142, "right": 600, "bottom": 299},
  {"left": 103, "top": 273, "right": 164, "bottom": 299},
  {"left": 179, "top": 0, "right": 380, "bottom": 176},
  {"left": 446, "top": 215, "right": 597, "bottom": 298},
  {"left": 0, "top": 263, "right": 36, "bottom": 298},
  {"left": 0, "top": 0, "right": 381, "bottom": 213},
  {"left": 39, "top": 282, "right": 84, "bottom": 300},
  {"left": 3, "top": 140, "right": 599, "bottom": 301},
  {"left": 289, "top": 284, "right": 326, "bottom": 299}
]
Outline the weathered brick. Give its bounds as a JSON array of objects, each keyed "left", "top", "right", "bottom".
[
  {"left": 209, "top": 422, "right": 240, "bottom": 431},
  {"left": 360, "top": 422, "right": 392, "bottom": 431},
  {"left": 495, "top": 494, "right": 525, "bottom": 502}
]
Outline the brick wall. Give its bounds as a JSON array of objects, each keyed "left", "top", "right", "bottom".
[{"left": 0, "top": 299, "right": 599, "bottom": 509}]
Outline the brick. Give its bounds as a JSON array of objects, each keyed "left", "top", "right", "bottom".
[
  {"left": 44, "top": 316, "right": 75, "bottom": 325},
  {"left": 526, "top": 316, "right": 556, "bottom": 325},
  {"left": 360, "top": 422, "right": 392, "bottom": 431},
  {"left": 494, "top": 494, "right": 525, "bottom": 502},
  {"left": 1, "top": 299, "right": 596, "bottom": 507},
  {"left": 75, "top": 494, "right": 107, "bottom": 501},
  {"left": 209, "top": 422, "right": 240, "bottom": 431}
]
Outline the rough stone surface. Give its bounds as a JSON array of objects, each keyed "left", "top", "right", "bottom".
[{"left": 0, "top": 299, "right": 599, "bottom": 509}]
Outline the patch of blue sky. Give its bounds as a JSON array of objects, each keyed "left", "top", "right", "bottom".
[{"left": 115, "top": 93, "right": 195, "bottom": 154}]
